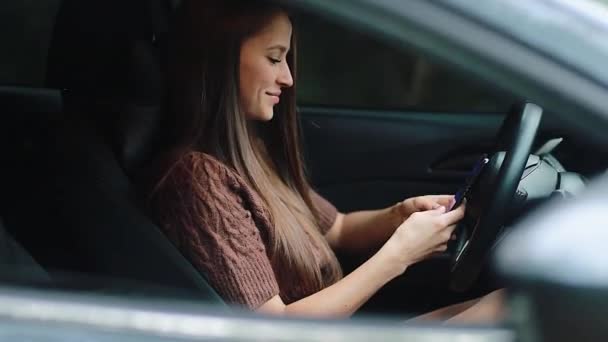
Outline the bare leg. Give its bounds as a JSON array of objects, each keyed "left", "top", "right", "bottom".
[
  {"left": 410, "top": 298, "right": 481, "bottom": 321},
  {"left": 446, "top": 289, "right": 505, "bottom": 324},
  {"left": 409, "top": 289, "right": 506, "bottom": 323}
]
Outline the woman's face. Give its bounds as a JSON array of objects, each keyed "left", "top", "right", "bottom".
[{"left": 239, "top": 12, "right": 293, "bottom": 121}]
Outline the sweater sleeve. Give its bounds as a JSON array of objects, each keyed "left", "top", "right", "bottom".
[
  {"left": 309, "top": 190, "right": 338, "bottom": 235},
  {"left": 154, "top": 153, "right": 280, "bottom": 310}
]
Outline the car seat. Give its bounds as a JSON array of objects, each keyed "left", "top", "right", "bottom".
[{"left": 5, "top": 0, "right": 224, "bottom": 304}]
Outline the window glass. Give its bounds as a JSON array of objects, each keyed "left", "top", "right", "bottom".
[{"left": 296, "top": 16, "right": 512, "bottom": 112}]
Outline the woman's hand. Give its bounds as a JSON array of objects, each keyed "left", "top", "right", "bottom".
[
  {"left": 381, "top": 204, "right": 465, "bottom": 274},
  {"left": 395, "top": 195, "right": 456, "bottom": 221},
  {"left": 327, "top": 194, "right": 458, "bottom": 253}
]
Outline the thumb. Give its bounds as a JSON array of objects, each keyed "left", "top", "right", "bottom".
[{"left": 431, "top": 206, "right": 446, "bottom": 215}]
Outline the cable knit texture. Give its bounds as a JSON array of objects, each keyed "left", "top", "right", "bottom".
[{"left": 151, "top": 151, "right": 338, "bottom": 309}]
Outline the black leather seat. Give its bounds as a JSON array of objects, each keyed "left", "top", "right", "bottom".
[{"left": 3, "top": 0, "right": 224, "bottom": 304}]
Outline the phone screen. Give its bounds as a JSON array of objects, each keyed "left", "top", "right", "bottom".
[{"left": 450, "top": 155, "right": 489, "bottom": 211}]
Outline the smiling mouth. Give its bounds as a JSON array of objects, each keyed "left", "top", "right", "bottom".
[{"left": 267, "top": 92, "right": 281, "bottom": 104}]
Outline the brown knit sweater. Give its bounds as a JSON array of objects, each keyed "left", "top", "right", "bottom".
[{"left": 151, "top": 151, "right": 339, "bottom": 309}]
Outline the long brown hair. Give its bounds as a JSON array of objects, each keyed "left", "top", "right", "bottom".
[{"left": 159, "top": 0, "right": 342, "bottom": 295}]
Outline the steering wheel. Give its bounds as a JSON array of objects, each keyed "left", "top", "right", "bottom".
[{"left": 449, "top": 102, "right": 543, "bottom": 292}]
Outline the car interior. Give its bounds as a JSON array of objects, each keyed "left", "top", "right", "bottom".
[
  {"left": 1, "top": 0, "right": 226, "bottom": 303},
  {"left": 1, "top": 0, "right": 606, "bottom": 319}
]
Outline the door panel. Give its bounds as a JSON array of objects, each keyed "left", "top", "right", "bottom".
[
  {"left": 301, "top": 106, "right": 505, "bottom": 314},
  {"left": 300, "top": 105, "right": 606, "bottom": 316},
  {"left": 301, "top": 107, "right": 503, "bottom": 212}
]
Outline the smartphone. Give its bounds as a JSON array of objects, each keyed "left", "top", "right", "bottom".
[{"left": 449, "top": 155, "right": 489, "bottom": 211}]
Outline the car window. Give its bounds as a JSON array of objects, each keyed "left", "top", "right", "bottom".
[
  {"left": 296, "top": 15, "right": 513, "bottom": 112},
  {"left": 0, "top": 1, "right": 61, "bottom": 86}
]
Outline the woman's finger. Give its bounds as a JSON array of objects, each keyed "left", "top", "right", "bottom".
[
  {"left": 426, "top": 195, "right": 454, "bottom": 208},
  {"left": 414, "top": 197, "right": 440, "bottom": 211},
  {"left": 435, "top": 244, "right": 448, "bottom": 252},
  {"left": 441, "top": 204, "right": 466, "bottom": 226},
  {"left": 445, "top": 224, "right": 459, "bottom": 234}
]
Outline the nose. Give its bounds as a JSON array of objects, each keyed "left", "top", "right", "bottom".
[{"left": 277, "top": 61, "right": 293, "bottom": 88}]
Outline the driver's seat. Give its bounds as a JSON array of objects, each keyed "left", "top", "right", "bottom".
[{"left": 10, "top": 0, "right": 225, "bottom": 304}]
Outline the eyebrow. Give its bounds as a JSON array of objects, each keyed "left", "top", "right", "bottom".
[{"left": 266, "top": 45, "right": 289, "bottom": 53}]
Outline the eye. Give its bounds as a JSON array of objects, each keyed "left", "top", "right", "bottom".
[{"left": 267, "top": 57, "right": 281, "bottom": 65}]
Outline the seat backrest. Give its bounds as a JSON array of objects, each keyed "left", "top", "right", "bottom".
[
  {"left": 46, "top": 0, "right": 171, "bottom": 174},
  {"left": 2, "top": 0, "right": 225, "bottom": 304}
]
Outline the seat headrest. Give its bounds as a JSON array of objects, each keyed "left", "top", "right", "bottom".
[{"left": 46, "top": 0, "right": 174, "bottom": 173}]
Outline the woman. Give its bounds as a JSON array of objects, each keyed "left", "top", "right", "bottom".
[{"left": 148, "top": 0, "right": 503, "bottom": 321}]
